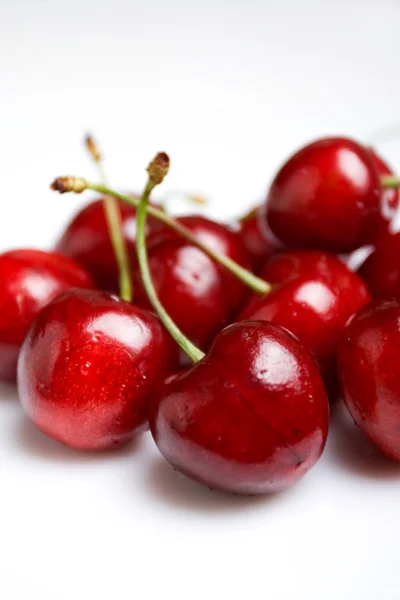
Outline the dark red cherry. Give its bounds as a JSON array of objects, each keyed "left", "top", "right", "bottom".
[
  {"left": 149, "top": 320, "right": 329, "bottom": 495},
  {"left": 18, "top": 288, "right": 179, "bottom": 450},
  {"left": 0, "top": 249, "right": 93, "bottom": 382},
  {"left": 238, "top": 251, "right": 370, "bottom": 386},
  {"left": 358, "top": 231, "right": 400, "bottom": 298},
  {"left": 133, "top": 216, "right": 251, "bottom": 356},
  {"left": 265, "top": 137, "right": 381, "bottom": 253},
  {"left": 369, "top": 149, "right": 399, "bottom": 239},
  {"left": 56, "top": 197, "right": 160, "bottom": 292},
  {"left": 236, "top": 205, "right": 282, "bottom": 270},
  {"left": 338, "top": 298, "right": 400, "bottom": 461}
]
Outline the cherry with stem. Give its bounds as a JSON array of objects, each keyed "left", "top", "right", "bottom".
[
  {"left": 135, "top": 152, "right": 204, "bottom": 363},
  {"left": 85, "top": 134, "right": 133, "bottom": 302},
  {"left": 131, "top": 152, "right": 329, "bottom": 495}
]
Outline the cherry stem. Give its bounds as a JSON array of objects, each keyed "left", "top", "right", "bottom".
[
  {"left": 135, "top": 155, "right": 205, "bottom": 363},
  {"left": 381, "top": 175, "right": 400, "bottom": 189},
  {"left": 85, "top": 135, "right": 133, "bottom": 303},
  {"left": 86, "top": 184, "right": 271, "bottom": 295}
]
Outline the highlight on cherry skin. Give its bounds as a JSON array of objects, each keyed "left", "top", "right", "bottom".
[
  {"left": 0, "top": 249, "right": 94, "bottom": 382},
  {"left": 338, "top": 298, "right": 400, "bottom": 461},
  {"left": 17, "top": 288, "right": 179, "bottom": 450}
]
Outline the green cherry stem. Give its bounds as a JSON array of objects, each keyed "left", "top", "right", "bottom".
[
  {"left": 90, "top": 185, "right": 270, "bottom": 294},
  {"left": 51, "top": 175, "right": 270, "bottom": 295},
  {"left": 135, "top": 154, "right": 205, "bottom": 363},
  {"left": 381, "top": 175, "right": 400, "bottom": 189},
  {"left": 85, "top": 135, "right": 133, "bottom": 303}
]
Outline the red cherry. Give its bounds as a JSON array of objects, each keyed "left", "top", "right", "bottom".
[
  {"left": 18, "top": 288, "right": 179, "bottom": 450},
  {"left": 238, "top": 251, "right": 370, "bottom": 386},
  {"left": 358, "top": 231, "right": 400, "bottom": 298},
  {"left": 265, "top": 137, "right": 381, "bottom": 253},
  {"left": 368, "top": 148, "right": 399, "bottom": 239},
  {"left": 236, "top": 205, "right": 282, "bottom": 270},
  {"left": 149, "top": 320, "right": 329, "bottom": 494},
  {"left": 338, "top": 298, "right": 400, "bottom": 460},
  {"left": 0, "top": 249, "right": 93, "bottom": 382},
  {"left": 56, "top": 197, "right": 160, "bottom": 292},
  {"left": 133, "top": 216, "right": 251, "bottom": 356}
]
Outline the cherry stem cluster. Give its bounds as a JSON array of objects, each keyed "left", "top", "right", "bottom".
[
  {"left": 135, "top": 154, "right": 205, "bottom": 363},
  {"left": 86, "top": 184, "right": 271, "bottom": 295}
]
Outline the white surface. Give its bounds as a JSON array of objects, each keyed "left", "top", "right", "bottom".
[{"left": 1, "top": 1, "right": 400, "bottom": 598}]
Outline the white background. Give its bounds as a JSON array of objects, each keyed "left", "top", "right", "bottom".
[{"left": 1, "top": 1, "right": 400, "bottom": 598}]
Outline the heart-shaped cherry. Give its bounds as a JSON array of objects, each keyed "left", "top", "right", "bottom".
[
  {"left": 17, "top": 288, "right": 179, "bottom": 450},
  {"left": 150, "top": 320, "right": 329, "bottom": 494},
  {"left": 265, "top": 137, "right": 382, "bottom": 253},
  {"left": 238, "top": 251, "right": 370, "bottom": 387},
  {"left": 131, "top": 152, "right": 329, "bottom": 495},
  {"left": 338, "top": 298, "right": 400, "bottom": 460},
  {"left": 132, "top": 215, "right": 252, "bottom": 356},
  {"left": 0, "top": 249, "right": 93, "bottom": 382}
]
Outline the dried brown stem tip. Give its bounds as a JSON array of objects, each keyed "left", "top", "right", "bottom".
[
  {"left": 188, "top": 194, "right": 208, "bottom": 205},
  {"left": 85, "top": 134, "right": 102, "bottom": 163},
  {"left": 147, "top": 152, "right": 170, "bottom": 185},
  {"left": 50, "top": 176, "right": 88, "bottom": 194}
]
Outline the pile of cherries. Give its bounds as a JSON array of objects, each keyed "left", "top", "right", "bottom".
[{"left": 2, "top": 135, "right": 400, "bottom": 496}]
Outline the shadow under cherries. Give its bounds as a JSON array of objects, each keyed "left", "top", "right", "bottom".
[
  {"left": 144, "top": 454, "right": 299, "bottom": 514},
  {"left": 15, "top": 416, "right": 144, "bottom": 464}
]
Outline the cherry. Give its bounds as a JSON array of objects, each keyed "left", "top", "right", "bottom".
[
  {"left": 56, "top": 197, "right": 160, "bottom": 292},
  {"left": 358, "top": 231, "right": 400, "bottom": 298},
  {"left": 238, "top": 251, "right": 370, "bottom": 387},
  {"left": 150, "top": 321, "right": 329, "bottom": 494},
  {"left": 0, "top": 249, "right": 93, "bottom": 382},
  {"left": 265, "top": 137, "right": 381, "bottom": 253},
  {"left": 338, "top": 298, "right": 400, "bottom": 461},
  {"left": 236, "top": 204, "right": 282, "bottom": 270},
  {"left": 132, "top": 215, "right": 252, "bottom": 356},
  {"left": 17, "top": 288, "right": 179, "bottom": 450}
]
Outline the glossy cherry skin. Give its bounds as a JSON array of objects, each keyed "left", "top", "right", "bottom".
[
  {"left": 236, "top": 205, "right": 282, "bottom": 271},
  {"left": 265, "top": 137, "right": 381, "bottom": 253},
  {"left": 56, "top": 197, "right": 160, "bottom": 292},
  {"left": 18, "top": 289, "right": 179, "bottom": 450},
  {"left": 133, "top": 216, "right": 251, "bottom": 356},
  {"left": 150, "top": 321, "right": 329, "bottom": 495},
  {"left": 0, "top": 249, "right": 94, "bottom": 382},
  {"left": 358, "top": 232, "right": 400, "bottom": 298},
  {"left": 338, "top": 299, "right": 400, "bottom": 461},
  {"left": 369, "top": 149, "right": 399, "bottom": 239},
  {"left": 238, "top": 251, "right": 370, "bottom": 386}
]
